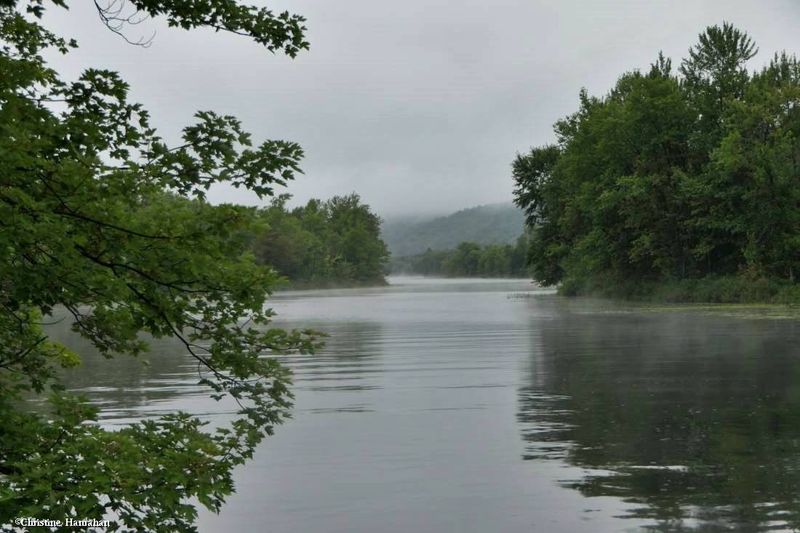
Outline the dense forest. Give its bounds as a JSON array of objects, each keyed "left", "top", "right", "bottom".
[
  {"left": 513, "top": 24, "right": 800, "bottom": 302},
  {"left": 252, "top": 194, "right": 389, "bottom": 287},
  {"left": 382, "top": 203, "right": 524, "bottom": 257},
  {"left": 391, "top": 236, "right": 530, "bottom": 278}
]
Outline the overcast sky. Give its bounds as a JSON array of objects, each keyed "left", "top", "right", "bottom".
[{"left": 43, "top": 0, "right": 800, "bottom": 217}]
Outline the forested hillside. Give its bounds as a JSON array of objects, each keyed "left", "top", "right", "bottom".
[
  {"left": 513, "top": 24, "right": 800, "bottom": 302},
  {"left": 382, "top": 203, "right": 524, "bottom": 257}
]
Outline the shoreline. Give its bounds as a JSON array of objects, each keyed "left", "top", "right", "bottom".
[
  {"left": 559, "top": 275, "right": 800, "bottom": 306},
  {"left": 274, "top": 278, "right": 389, "bottom": 291}
]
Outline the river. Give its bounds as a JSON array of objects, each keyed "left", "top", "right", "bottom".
[{"left": 53, "top": 276, "right": 800, "bottom": 532}]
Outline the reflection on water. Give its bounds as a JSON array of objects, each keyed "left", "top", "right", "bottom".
[
  {"left": 46, "top": 277, "right": 800, "bottom": 532},
  {"left": 518, "top": 298, "right": 800, "bottom": 531},
  {"left": 47, "top": 314, "right": 207, "bottom": 423}
]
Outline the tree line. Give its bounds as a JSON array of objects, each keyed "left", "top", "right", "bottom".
[
  {"left": 391, "top": 236, "right": 530, "bottom": 278},
  {"left": 513, "top": 23, "right": 800, "bottom": 301},
  {"left": 252, "top": 193, "right": 390, "bottom": 287}
]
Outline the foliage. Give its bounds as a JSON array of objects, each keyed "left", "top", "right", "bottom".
[
  {"left": 513, "top": 23, "right": 800, "bottom": 301},
  {"left": 252, "top": 194, "right": 390, "bottom": 287},
  {"left": 391, "top": 235, "right": 531, "bottom": 278},
  {"left": 0, "top": 1, "right": 319, "bottom": 530}
]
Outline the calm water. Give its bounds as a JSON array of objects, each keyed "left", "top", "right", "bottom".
[{"left": 52, "top": 277, "right": 800, "bottom": 532}]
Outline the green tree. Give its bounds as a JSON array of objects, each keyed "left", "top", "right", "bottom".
[
  {"left": 513, "top": 24, "right": 800, "bottom": 300},
  {"left": 512, "top": 145, "right": 564, "bottom": 285},
  {"left": 477, "top": 245, "right": 511, "bottom": 277},
  {"left": 325, "top": 194, "right": 389, "bottom": 282},
  {"left": 253, "top": 193, "right": 390, "bottom": 286},
  {"left": 252, "top": 195, "right": 316, "bottom": 281},
  {"left": 441, "top": 242, "right": 481, "bottom": 276},
  {"left": 680, "top": 22, "right": 757, "bottom": 162},
  {"left": 509, "top": 233, "right": 531, "bottom": 277},
  {"left": 0, "top": 1, "right": 319, "bottom": 529}
]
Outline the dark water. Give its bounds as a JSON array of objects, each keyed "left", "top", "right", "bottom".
[{"left": 53, "top": 277, "right": 800, "bottom": 532}]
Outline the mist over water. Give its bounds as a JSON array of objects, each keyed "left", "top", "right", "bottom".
[{"left": 52, "top": 278, "right": 800, "bottom": 532}]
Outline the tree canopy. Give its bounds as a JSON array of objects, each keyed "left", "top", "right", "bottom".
[
  {"left": 513, "top": 23, "right": 800, "bottom": 300},
  {"left": 253, "top": 193, "right": 390, "bottom": 287},
  {"left": 0, "top": 1, "right": 319, "bottom": 529}
]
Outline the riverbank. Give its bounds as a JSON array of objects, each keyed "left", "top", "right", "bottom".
[
  {"left": 389, "top": 272, "right": 533, "bottom": 280},
  {"left": 560, "top": 275, "right": 800, "bottom": 304},
  {"left": 275, "top": 277, "right": 389, "bottom": 291}
]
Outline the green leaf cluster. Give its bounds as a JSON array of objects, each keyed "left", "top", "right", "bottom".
[{"left": 1, "top": 1, "right": 320, "bottom": 530}]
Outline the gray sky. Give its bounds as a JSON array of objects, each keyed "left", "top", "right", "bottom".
[{"left": 44, "top": 0, "right": 800, "bottom": 217}]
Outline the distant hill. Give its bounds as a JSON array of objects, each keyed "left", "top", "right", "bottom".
[{"left": 382, "top": 203, "right": 525, "bottom": 257}]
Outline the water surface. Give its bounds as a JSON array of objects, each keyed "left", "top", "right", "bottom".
[{"left": 55, "top": 277, "right": 800, "bottom": 532}]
